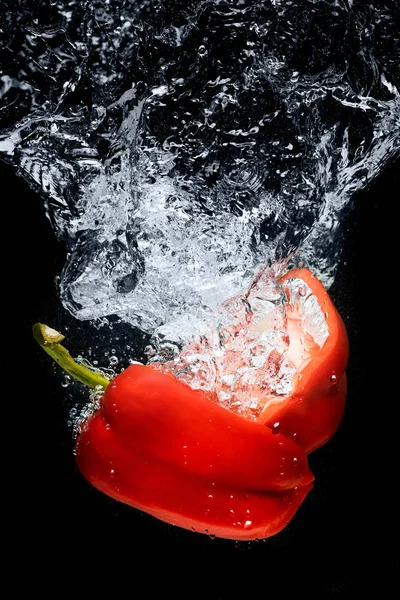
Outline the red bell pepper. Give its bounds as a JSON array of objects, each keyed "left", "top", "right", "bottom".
[
  {"left": 33, "top": 266, "right": 348, "bottom": 541},
  {"left": 259, "top": 267, "right": 349, "bottom": 454}
]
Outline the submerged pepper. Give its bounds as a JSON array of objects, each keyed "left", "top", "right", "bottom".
[
  {"left": 259, "top": 267, "right": 349, "bottom": 454},
  {"left": 33, "top": 267, "right": 348, "bottom": 541}
]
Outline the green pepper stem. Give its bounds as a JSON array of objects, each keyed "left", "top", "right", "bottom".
[{"left": 32, "top": 323, "right": 110, "bottom": 390}]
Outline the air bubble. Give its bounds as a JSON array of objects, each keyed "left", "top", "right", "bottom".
[
  {"left": 272, "top": 422, "right": 281, "bottom": 434},
  {"left": 61, "top": 375, "right": 72, "bottom": 388}
]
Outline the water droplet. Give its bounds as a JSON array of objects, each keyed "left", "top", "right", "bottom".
[
  {"left": 244, "top": 520, "right": 253, "bottom": 529},
  {"left": 208, "top": 494, "right": 214, "bottom": 499},
  {"left": 292, "top": 457, "right": 299, "bottom": 467},
  {"left": 209, "top": 534, "right": 216, "bottom": 540},
  {"left": 330, "top": 374, "right": 337, "bottom": 384},
  {"left": 272, "top": 422, "right": 281, "bottom": 434},
  {"left": 105, "top": 423, "right": 111, "bottom": 430}
]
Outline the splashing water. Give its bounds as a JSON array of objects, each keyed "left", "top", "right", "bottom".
[
  {"left": 149, "top": 268, "right": 329, "bottom": 419},
  {"left": 2, "top": 1, "right": 399, "bottom": 361}
]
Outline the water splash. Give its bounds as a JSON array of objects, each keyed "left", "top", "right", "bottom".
[
  {"left": 149, "top": 268, "right": 329, "bottom": 419},
  {"left": 1, "top": 0, "right": 399, "bottom": 349}
]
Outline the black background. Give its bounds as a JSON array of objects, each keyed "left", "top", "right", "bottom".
[{"left": 6, "top": 154, "right": 399, "bottom": 595}]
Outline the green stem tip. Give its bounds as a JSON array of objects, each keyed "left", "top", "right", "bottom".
[{"left": 32, "top": 323, "right": 110, "bottom": 390}]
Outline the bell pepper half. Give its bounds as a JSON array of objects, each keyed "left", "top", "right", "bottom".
[{"left": 33, "top": 266, "right": 348, "bottom": 541}]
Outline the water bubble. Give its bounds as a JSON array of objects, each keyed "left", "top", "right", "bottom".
[
  {"left": 61, "top": 375, "right": 72, "bottom": 388},
  {"left": 272, "top": 422, "right": 281, "bottom": 434}
]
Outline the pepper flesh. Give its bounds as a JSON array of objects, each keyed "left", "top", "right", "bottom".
[{"left": 75, "top": 364, "right": 314, "bottom": 540}]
